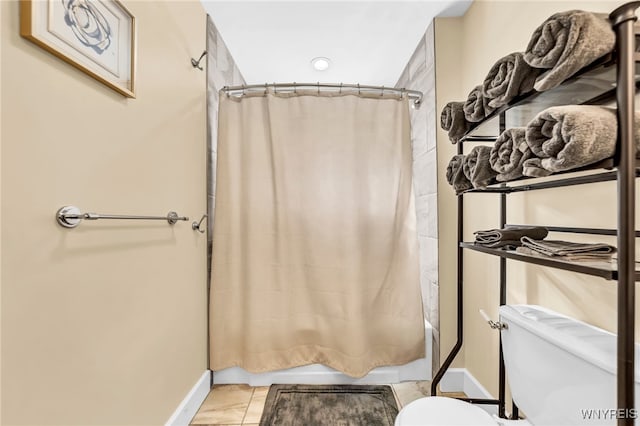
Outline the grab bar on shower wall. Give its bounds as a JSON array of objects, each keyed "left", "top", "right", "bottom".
[{"left": 56, "top": 205, "right": 189, "bottom": 229}]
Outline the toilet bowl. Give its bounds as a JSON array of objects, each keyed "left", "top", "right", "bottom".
[
  {"left": 394, "top": 396, "right": 500, "bottom": 425},
  {"left": 394, "top": 396, "right": 532, "bottom": 426},
  {"left": 394, "top": 304, "right": 640, "bottom": 425}
]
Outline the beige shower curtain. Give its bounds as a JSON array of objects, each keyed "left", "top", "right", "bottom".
[{"left": 210, "top": 91, "right": 425, "bottom": 378}]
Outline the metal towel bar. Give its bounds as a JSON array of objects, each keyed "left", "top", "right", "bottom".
[{"left": 56, "top": 205, "right": 189, "bottom": 228}]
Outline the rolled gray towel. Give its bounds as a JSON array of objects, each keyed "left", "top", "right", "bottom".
[
  {"left": 441, "top": 101, "right": 471, "bottom": 144},
  {"left": 463, "top": 145, "right": 498, "bottom": 189},
  {"left": 519, "top": 236, "right": 616, "bottom": 260},
  {"left": 523, "top": 106, "right": 640, "bottom": 176},
  {"left": 446, "top": 154, "right": 473, "bottom": 194},
  {"left": 523, "top": 10, "right": 615, "bottom": 91},
  {"left": 464, "top": 85, "right": 495, "bottom": 122},
  {"left": 474, "top": 226, "right": 549, "bottom": 249},
  {"left": 482, "top": 52, "right": 540, "bottom": 109},
  {"left": 489, "top": 127, "right": 534, "bottom": 182},
  {"left": 522, "top": 158, "right": 553, "bottom": 178}
]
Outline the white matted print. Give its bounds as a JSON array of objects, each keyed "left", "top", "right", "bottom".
[{"left": 21, "top": 0, "right": 136, "bottom": 98}]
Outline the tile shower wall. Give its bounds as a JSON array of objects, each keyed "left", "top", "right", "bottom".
[
  {"left": 396, "top": 22, "right": 439, "bottom": 373},
  {"left": 207, "top": 17, "right": 246, "bottom": 273}
]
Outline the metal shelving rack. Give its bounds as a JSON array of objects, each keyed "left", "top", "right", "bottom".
[{"left": 430, "top": 3, "right": 640, "bottom": 424}]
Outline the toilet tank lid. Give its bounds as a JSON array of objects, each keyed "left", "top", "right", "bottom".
[{"left": 499, "top": 304, "right": 640, "bottom": 380}]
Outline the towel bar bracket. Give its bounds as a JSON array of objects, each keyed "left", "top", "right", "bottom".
[
  {"left": 56, "top": 206, "right": 82, "bottom": 228},
  {"left": 167, "top": 211, "right": 181, "bottom": 225}
]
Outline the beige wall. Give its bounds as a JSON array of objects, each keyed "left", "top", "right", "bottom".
[
  {"left": 0, "top": 0, "right": 3, "bottom": 422},
  {"left": 435, "top": 0, "right": 639, "bottom": 400},
  {"left": 1, "top": 1, "right": 208, "bottom": 424},
  {"left": 434, "top": 16, "right": 465, "bottom": 369}
]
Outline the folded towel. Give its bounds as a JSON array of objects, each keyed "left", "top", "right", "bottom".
[
  {"left": 489, "top": 127, "right": 534, "bottom": 182},
  {"left": 519, "top": 236, "right": 616, "bottom": 260},
  {"left": 463, "top": 146, "right": 498, "bottom": 189},
  {"left": 464, "top": 85, "right": 496, "bottom": 122},
  {"left": 523, "top": 106, "right": 640, "bottom": 176},
  {"left": 482, "top": 52, "right": 540, "bottom": 109},
  {"left": 523, "top": 10, "right": 615, "bottom": 91},
  {"left": 474, "top": 226, "right": 549, "bottom": 249},
  {"left": 446, "top": 154, "right": 473, "bottom": 194},
  {"left": 441, "top": 102, "right": 471, "bottom": 144},
  {"left": 515, "top": 246, "right": 614, "bottom": 261}
]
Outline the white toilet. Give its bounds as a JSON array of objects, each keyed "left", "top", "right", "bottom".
[{"left": 395, "top": 304, "right": 640, "bottom": 425}]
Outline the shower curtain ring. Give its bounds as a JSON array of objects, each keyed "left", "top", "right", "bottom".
[
  {"left": 357, "top": 84, "right": 361, "bottom": 95},
  {"left": 273, "top": 82, "right": 277, "bottom": 94},
  {"left": 317, "top": 82, "right": 320, "bottom": 95},
  {"left": 293, "top": 82, "right": 297, "bottom": 94},
  {"left": 339, "top": 83, "right": 342, "bottom": 94},
  {"left": 242, "top": 86, "right": 245, "bottom": 96},
  {"left": 381, "top": 86, "right": 384, "bottom": 96}
]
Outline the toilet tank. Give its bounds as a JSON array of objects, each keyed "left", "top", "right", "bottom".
[{"left": 499, "top": 304, "right": 640, "bottom": 425}]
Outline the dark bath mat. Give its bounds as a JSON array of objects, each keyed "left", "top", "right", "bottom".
[{"left": 259, "top": 384, "right": 399, "bottom": 426}]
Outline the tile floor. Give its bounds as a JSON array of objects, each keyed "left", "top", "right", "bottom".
[{"left": 189, "top": 381, "right": 466, "bottom": 425}]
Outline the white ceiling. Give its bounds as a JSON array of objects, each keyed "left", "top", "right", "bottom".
[{"left": 201, "top": 1, "right": 472, "bottom": 86}]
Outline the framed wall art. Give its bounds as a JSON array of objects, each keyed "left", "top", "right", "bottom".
[{"left": 21, "top": 0, "right": 136, "bottom": 98}]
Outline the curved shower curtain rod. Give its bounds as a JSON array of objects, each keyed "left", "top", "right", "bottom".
[{"left": 222, "top": 82, "right": 423, "bottom": 106}]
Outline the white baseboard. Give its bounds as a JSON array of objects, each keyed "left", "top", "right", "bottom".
[
  {"left": 439, "top": 368, "right": 465, "bottom": 392},
  {"left": 165, "top": 370, "right": 211, "bottom": 426},
  {"left": 440, "top": 368, "right": 497, "bottom": 415}
]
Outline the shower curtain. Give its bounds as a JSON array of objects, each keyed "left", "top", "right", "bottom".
[{"left": 210, "top": 90, "right": 425, "bottom": 378}]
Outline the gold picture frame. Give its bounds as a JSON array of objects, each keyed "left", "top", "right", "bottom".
[{"left": 21, "top": 0, "right": 136, "bottom": 98}]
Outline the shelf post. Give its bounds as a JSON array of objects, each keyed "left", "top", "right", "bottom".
[
  {"left": 610, "top": 3, "right": 640, "bottom": 425},
  {"left": 498, "top": 113, "right": 507, "bottom": 419},
  {"left": 431, "top": 141, "right": 465, "bottom": 396}
]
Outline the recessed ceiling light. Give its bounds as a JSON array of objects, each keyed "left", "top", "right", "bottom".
[{"left": 311, "top": 57, "right": 331, "bottom": 71}]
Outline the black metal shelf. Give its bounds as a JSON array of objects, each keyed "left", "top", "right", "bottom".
[
  {"left": 460, "top": 242, "right": 640, "bottom": 281},
  {"left": 434, "top": 5, "right": 639, "bottom": 424},
  {"left": 506, "top": 224, "right": 640, "bottom": 237},
  {"left": 459, "top": 53, "right": 640, "bottom": 142},
  {"left": 461, "top": 161, "right": 640, "bottom": 194}
]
